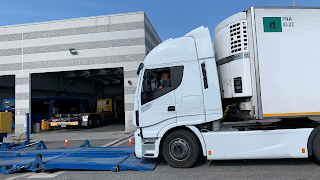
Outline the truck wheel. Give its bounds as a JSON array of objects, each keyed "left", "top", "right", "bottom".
[
  {"left": 94, "top": 116, "right": 100, "bottom": 127},
  {"left": 87, "top": 116, "right": 93, "bottom": 128},
  {"left": 312, "top": 131, "right": 320, "bottom": 162},
  {"left": 163, "top": 130, "right": 200, "bottom": 168}
]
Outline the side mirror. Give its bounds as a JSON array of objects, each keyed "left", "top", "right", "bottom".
[{"left": 137, "top": 63, "right": 144, "bottom": 75}]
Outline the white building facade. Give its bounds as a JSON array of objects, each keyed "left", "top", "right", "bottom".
[{"left": 0, "top": 12, "right": 161, "bottom": 134}]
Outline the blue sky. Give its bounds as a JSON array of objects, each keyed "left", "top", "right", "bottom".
[{"left": 0, "top": 0, "right": 319, "bottom": 41}]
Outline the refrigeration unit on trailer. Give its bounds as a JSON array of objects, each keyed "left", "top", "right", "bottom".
[{"left": 132, "top": 6, "right": 320, "bottom": 168}]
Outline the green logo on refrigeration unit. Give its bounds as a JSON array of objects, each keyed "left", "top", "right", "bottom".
[{"left": 263, "top": 17, "right": 282, "bottom": 32}]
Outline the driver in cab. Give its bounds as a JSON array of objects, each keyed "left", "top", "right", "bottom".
[{"left": 156, "top": 72, "right": 171, "bottom": 90}]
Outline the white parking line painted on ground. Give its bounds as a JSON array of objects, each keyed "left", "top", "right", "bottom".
[
  {"left": 5, "top": 173, "right": 33, "bottom": 180},
  {"left": 111, "top": 137, "right": 134, "bottom": 147},
  {"left": 100, "top": 139, "right": 123, "bottom": 147},
  {"left": 27, "top": 171, "right": 65, "bottom": 179},
  {"left": 100, "top": 134, "right": 133, "bottom": 147}
]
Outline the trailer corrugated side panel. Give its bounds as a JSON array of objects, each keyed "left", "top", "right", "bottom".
[{"left": 253, "top": 7, "right": 320, "bottom": 117}]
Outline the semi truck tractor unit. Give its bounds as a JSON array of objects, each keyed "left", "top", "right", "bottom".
[
  {"left": 81, "top": 98, "right": 123, "bottom": 128},
  {"left": 132, "top": 6, "right": 320, "bottom": 168}
]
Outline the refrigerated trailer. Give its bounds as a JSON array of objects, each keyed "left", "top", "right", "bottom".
[
  {"left": 132, "top": 6, "right": 320, "bottom": 168},
  {"left": 214, "top": 6, "right": 320, "bottom": 120}
]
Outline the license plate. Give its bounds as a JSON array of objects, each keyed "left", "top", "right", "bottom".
[{"left": 61, "top": 124, "right": 66, "bottom": 127}]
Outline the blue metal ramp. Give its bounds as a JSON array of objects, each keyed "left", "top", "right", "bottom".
[{"left": 0, "top": 143, "right": 158, "bottom": 174}]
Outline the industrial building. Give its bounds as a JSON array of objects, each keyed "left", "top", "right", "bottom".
[{"left": 0, "top": 11, "right": 161, "bottom": 134}]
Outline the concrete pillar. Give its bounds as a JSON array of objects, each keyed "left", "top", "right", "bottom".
[
  {"left": 15, "top": 73, "right": 31, "bottom": 134},
  {"left": 123, "top": 69, "right": 139, "bottom": 133}
]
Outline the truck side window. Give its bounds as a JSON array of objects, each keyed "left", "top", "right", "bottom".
[
  {"left": 141, "top": 66, "right": 184, "bottom": 105},
  {"left": 201, "top": 63, "right": 208, "bottom": 89},
  {"left": 103, "top": 100, "right": 109, "bottom": 105}
]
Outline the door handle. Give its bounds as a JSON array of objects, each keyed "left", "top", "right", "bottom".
[{"left": 168, "top": 106, "right": 175, "bottom": 111}]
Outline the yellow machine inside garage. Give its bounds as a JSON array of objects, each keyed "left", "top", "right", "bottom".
[{"left": 0, "top": 111, "right": 12, "bottom": 142}]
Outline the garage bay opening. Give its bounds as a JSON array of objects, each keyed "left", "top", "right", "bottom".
[{"left": 31, "top": 68, "right": 125, "bottom": 135}]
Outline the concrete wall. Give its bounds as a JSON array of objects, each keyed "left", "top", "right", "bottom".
[
  {"left": 0, "top": 12, "right": 161, "bottom": 134},
  {"left": 15, "top": 74, "right": 30, "bottom": 133}
]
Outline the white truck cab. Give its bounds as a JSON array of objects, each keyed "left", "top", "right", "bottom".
[
  {"left": 133, "top": 26, "right": 223, "bottom": 167},
  {"left": 133, "top": 7, "right": 320, "bottom": 168}
]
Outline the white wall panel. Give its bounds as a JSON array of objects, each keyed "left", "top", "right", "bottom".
[
  {"left": 0, "top": 12, "right": 144, "bottom": 34},
  {"left": 0, "top": 29, "right": 144, "bottom": 49},
  {"left": 22, "top": 45, "right": 145, "bottom": 63}
]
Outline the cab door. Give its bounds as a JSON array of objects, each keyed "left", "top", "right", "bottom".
[
  {"left": 137, "top": 66, "right": 181, "bottom": 127},
  {"left": 174, "top": 61, "right": 206, "bottom": 125}
]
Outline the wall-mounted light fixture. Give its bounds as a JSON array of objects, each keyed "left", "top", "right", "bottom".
[
  {"left": 128, "top": 80, "right": 132, "bottom": 85},
  {"left": 69, "top": 48, "right": 77, "bottom": 55}
]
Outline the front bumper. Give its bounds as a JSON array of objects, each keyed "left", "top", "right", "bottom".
[
  {"left": 134, "top": 129, "right": 161, "bottom": 159},
  {"left": 49, "top": 122, "right": 78, "bottom": 127},
  {"left": 134, "top": 130, "right": 143, "bottom": 158}
]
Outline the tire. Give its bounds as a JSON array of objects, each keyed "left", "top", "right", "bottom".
[
  {"left": 93, "top": 115, "right": 100, "bottom": 127},
  {"left": 94, "top": 116, "right": 100, "bottom": 127},
  {"left": 87, "top": 116, "right": 93, "bottom": 128},
  {"left": 162, "top": 130, "right": 200, "bottom": 168},
  {"left": 312, "top": 131, "right": 320, "bottom": 162}
]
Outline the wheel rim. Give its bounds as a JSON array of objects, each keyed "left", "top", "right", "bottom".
[
  {"left": 169, "top": 138, "right": 190, "bottom": 161},
  {"left": 97, "top": 118, "right": 100, "bottom": 125},
  {"left": 88, "top": 120, "right": 92, "bottom": 126}
]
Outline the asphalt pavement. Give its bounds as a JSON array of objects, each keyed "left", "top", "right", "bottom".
[
  {"left": 1, "top": 155, "right": 320, "bottom": 180},
  {"left": 2, "top": 118, "right": 320, "bottom": 179},
  {"left": 2, "top": 133, "right": 320, "bottom": 180}
]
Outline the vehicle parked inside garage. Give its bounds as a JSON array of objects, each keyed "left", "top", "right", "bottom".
[{"left": 81, "top": 98, "right": 124, "bottom": 128}]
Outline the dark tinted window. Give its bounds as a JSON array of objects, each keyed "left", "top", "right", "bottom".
[{"left": 201, "top": 63, "right": 208, "bottom": 89}]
